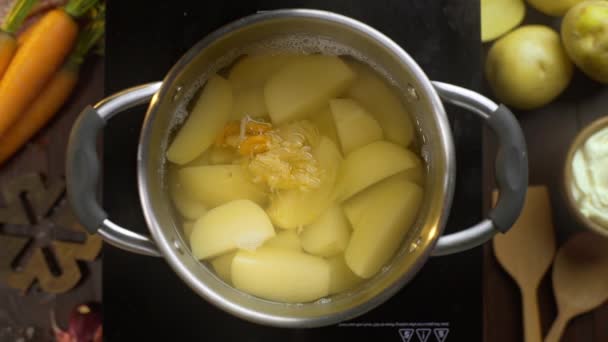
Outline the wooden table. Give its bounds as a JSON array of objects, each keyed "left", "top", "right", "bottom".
[{"left": 482, "top": 49, "right": 608, "bottom": 342}]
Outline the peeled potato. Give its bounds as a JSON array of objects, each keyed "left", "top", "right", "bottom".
[
  {"left": 329, "top": 99, "right": 383, "bottom": 155},
  {"left": 481, "top": 0, "right": 526, "bottom": 42},
  {"left": 310, "top": 106, "right": 340, "bottom": 145},
  {"left": 337, "top": 141, "right": 422, "bottom": 201},
  {"left": 387, "top": 158, "right": 426, "bottom": 187},
  {"left": 401, "top": 165, "right": 425, "bottom": 186},
  {"left": 300, "top": 206, "right": 351, "bottom": 257},
  {"left": 207, "top": 146, "right": 238, "bottom": 165},
  {"left": 190, "top": 200, "right": 275, "bottom": 259},
  {"left": 267, "top": 137, "right": 342, "bottom": 229},
  {"left": 171, "top": 188, "right": 208, "bottom": 220},
  {"left": 231, "top": 87, "right": 267, "bottom": 119},
  {"left": 179, "top": 165, "right": 267, "bottom": 208},
  {"left": 231, "top": 247, "right": 330, "bottom": 302},
  {"left": 342, "top": 172, "right": 417, "bottom": 227},
  {"left": 168, "top": 168, "right": 209, "bottom": 220},
  {"left": 211, "top": 251, "right": 236, "bottom": 284},
  {"left": 229, "top": 54, "right": 298, "bottom": 89},
  {"left": 264, "top": 55, "right": 355, "bottom": 125},
  {"left": 263, "top": 230, "right": 302, "bottom": 251},
  {"left": 328, "top": 254, "right": 363, "bottom": 294},
  {"left": 184, "top": 149, "right": 211, "bottom": 167},
  {"left": 346, "top": 61, "right": 413, "bottom": 147},
  {"left": 182, "top": 221, "right": 195, "bottom": 242},
  {"left": 166, "top": 75, "right": 233, "bottom": 164},
  {"left": 344, "top": 175, "right": 423, "bottom": 278}
]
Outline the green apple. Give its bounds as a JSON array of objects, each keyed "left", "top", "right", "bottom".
[
  {"left": 485, "top": 25, "right": 574, "bottom": 110},
  {"left": 481, "top": 0, "right": 526, "bottom": 42},
  {"left": 527, "top": 0, "right": 586, "bottom": 16},
  {"left": 562, "top": 0, "right": 608, "bottom": 83}
]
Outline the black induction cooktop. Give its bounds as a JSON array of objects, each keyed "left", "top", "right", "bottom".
[{"left": 103, "top": 1, "right": 482, "bottom": 341}]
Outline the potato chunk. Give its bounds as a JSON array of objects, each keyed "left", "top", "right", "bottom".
[
  {"left": 263, "top": 230, "right": 302, "bottom": 251},
  {"left": 171, "top": 189, "right": 208, "bottom": 220},
  {"left": 231, "top": 87, "right": 267, "bottom": 119},
  {"left": 347, "top": 62, "right": 414, "bottom": 147},
  {"left": 267, "top": 137, "right": 342, "bottom": 229},
  {"left": 328, "top": 254, "right": 363, "bottom": 294},
  {"left": 178, "top": 165, "right": 267, "bottom": 208},
  {"left": 229, "top": 54, "right": 298, "bottom": 89},
  {"left": 167, "top": 75, "right": 233, "bottom": 164},
  {"left": 190, "top": 200, "right": 275, "bottom": 259},
  {"left": 168, "top": 168, "right": 209, "bottom": 220},
  {"left": 300, "top": 206, "right": 351, "bottom": 257},
  {"left": 310, "top": 106, "right": 340, "bottom": 145},
  {"left": 337, "top": 141, "right": 421, "bottom": 200},
  {"left": 211, "top": 251, "right": 236, "bottom": 284},
  {"left": 207, "top": 146, "right": 238, "bottom": 165},
  {"left": 329, "top": 99, "right": 383, "bottom": 154},
  {"left": 264, "top": 55, "right": 355, "bottom": 125},
  {"left": 229, "top": 54, "right": 298, "bottom": 119},
  {"left": 231, "top": 247, "right": 330, "bottom": 302},
  {"left": 344, "top": 175, "right": 423, "bottom": 278},
  {"left": 401, "top": 165, "right": 426, "bottom": 186},
  {"left": 182, "top": 221, "right": 195, "bottom": 242}
]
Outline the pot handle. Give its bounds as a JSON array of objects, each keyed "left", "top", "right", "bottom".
[
  {"left": 430, "top": 81, "right": 528, "bottom": 256},
  {"left": 66, "top": 82, "right": 163, "bottom": 257}
]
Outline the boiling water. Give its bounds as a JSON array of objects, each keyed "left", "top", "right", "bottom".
[
  {"left": 161, "top": 33, "right": 431, "bottom": 303},
  {"left": 162, "top": 34, "right": 424, "bottom": 178}
]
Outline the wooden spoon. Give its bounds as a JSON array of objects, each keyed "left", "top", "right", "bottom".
[
  {"left": 545, "top": 232, "right": 608, "bottom": 342},
  {"left": 493, "top": 186, "right": 557, "bottom": 342}
]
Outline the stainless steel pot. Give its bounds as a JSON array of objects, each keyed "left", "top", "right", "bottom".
[{"left": 66, "top": 9, "right": 528, "bottom": 327}]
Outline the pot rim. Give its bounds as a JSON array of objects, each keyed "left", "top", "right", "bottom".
[{"left": 136, "top": 8, "right": 454, "bottom": 327}]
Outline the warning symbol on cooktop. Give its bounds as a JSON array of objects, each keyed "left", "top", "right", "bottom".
[
  {"left": 416, "top": 328, "right": 431, "bottom": 342},
  {"left": 434, "top": 328, "right": 449, "bottom": 342},
  {"left": 398, "top": 328, "right": 414, "bottom": 342}
]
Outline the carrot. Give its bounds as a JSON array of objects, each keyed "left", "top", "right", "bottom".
[
  {"left": 0, "top": 0, "right": 38, "bottom": 76},
  {"left": 17, "top": 20, "right": 37, "bottom": 46},
  {"left": 0, "top": 7, "right": 104, "bottom": 165},
  {"left": 0, "top": 0, "right": 97, "bottom": 137},
  {"left": 238, "top": 135, "right": 270, "bottom": 156}
]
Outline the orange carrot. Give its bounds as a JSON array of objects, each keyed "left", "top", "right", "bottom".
[
  {"left": 0, "top": 64, "right": 77, "bottom": 164},
  {"left": 0, "top": 0, "right": 38, "bottom": 77},
  {"left": 0, "top": 0, "right": 96, "bottom": 137},
  {"left": 238, "top": 135, "right": 270, "bottom": 156},
  {"left": 0, "top": 33, "right": 17, "bottom": 76},
  {"left": 0, "top": 7, "right": 104, "bottom": 165},
  {"left": 17, "top": 21, "right": 37, "bottom": 45}
]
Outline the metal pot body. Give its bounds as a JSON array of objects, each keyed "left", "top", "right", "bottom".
[{"left": 66, "top": 9, "right": 528, "bottom": 327}]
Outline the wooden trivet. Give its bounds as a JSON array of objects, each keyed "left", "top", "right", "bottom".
[{"left": 0, "top": 173, "right": 101, "bottom": 294}]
